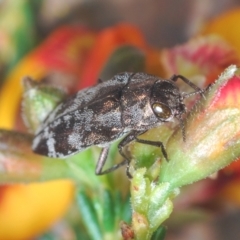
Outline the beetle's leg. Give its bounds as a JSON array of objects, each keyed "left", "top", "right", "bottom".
[
  {"left": 97, "top": 131, "right": 144, "bottom": 178},
  {"left": 135, "top": 138, "right": 168, "bottom": 161},
  {"left": 96, "top": 158, "right": 129, "bottom": 176},
  {"left": 118, "top": 131, "right": 146, "bottom": 178},
  {"left": 96, "top": 131, "right": 168, "bottom": 177},
  {"left": 95, "top": 146, "right": 110, "bottom": 175},
  {"left": 95, "top": 146, "right": 130, "bottom": 176}
]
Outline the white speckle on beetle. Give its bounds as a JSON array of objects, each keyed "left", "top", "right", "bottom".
[
  {"left": 46, "top": 137, "right": 57, "bottom": 157},
  {"left": 68, "top": 132, "right": 83, "bottom": 149}
]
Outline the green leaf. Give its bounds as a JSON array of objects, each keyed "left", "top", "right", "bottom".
[
  {"left": 103, "top": 190, "right": 115, "bottom": 232},
  {"left": 120, "top": 193, "right": 132, "bottom": 223},
  {"left": 76, "top": 190, "right": 102, "bottom": 240},
  {"left": 151, "top": 226, "right": 166, "bottom": 240}
]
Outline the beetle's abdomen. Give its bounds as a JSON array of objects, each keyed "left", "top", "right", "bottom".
[{"left": 32, "top": 96, "right": 124, "bottom": 158}]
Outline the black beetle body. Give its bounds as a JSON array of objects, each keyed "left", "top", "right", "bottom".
[{"left": 32, "top": 72, "right": 202, "bottom": 176}]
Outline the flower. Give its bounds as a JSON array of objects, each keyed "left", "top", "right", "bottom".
[
  {"left": 2, "top": 6, "right": 240, "bottom": 239},
  {"left": 0, "top": 23, "right": 155, "bottom": 239},
  {"left": 201, "top": 8, "right": 240, "bottom": 59},
  {"left": 0, "top": 181, "right": 74, "bottom": 240},
  {"left": 159, "top": 65, "right": 240, "bottom": 187}
]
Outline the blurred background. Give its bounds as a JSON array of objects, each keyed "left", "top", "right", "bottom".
[
  {"left": 19, "top": 0, "right": 240, "bottom": 46},
  {"left": 1, "top": 0, "right": 240, "bottom": 240},
  {"left": 1, "top": 0, "right": 240, "bottom": 82},
  {"left": 1, "top": 0, "right": 240, "bottom": 87}
]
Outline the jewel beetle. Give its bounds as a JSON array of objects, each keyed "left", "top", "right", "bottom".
[{"left": 32, "top": 72, "right": 203, "bottom": 176}]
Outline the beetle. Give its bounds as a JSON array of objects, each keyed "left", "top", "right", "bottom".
[{"left": 32, "top": 72, "right": 203, "bottom": 177}]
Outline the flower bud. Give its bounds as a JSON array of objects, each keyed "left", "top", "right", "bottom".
[
  {"left": 22, "top": 76, "right": 66, "bottom": 133},
  {"left": 159, "top": 65, "right": 240, "bottom": 187}
]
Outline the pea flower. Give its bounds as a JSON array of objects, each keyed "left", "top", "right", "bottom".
[{"left": 1, "top": 6, "right": 240, "bottom": 239}]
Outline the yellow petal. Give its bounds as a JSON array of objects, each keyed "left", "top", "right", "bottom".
[
  {"left": 0, "top": 180, "right": 74, "bottom": 240},
  {"left": 201, "top": 8, "right": 240, "bottom": 58},
  {"left": 0, "top": 57, "right": 45, "bottom": 129}
]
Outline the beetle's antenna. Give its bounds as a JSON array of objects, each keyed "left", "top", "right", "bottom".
[
  {"left": 182, "top": 89, "right": 205, "bottom": 99},
  {"left": 170, "top": 74, "right": 202, "bottom": 92},
  {"left": 171, "top": 74, "right": 205, "bottom": 99}
]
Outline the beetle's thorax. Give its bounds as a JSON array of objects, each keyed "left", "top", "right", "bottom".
[{"left": 120, "top": 73, "right": 185, "bottom": 131}]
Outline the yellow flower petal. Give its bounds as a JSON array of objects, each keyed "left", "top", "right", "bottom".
[
  {"left": 0, "top": 57, "right": 45, "bottom": 129},
  {"left": 0, "top": 180, "right": 74, "bottom": 240},
  {"left": 201, "top": 8, "right": 240, "bottom": 58}
]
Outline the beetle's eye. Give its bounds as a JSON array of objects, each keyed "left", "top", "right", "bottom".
[{"left": 152, "top": 103, "right": 172, "bottom": 120}]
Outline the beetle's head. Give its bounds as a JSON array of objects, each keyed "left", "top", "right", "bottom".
[
  {"left": 150, "top": 80, "right": 186, "bottom": 122},
  {"left": 150, "top": 80, "right": 187, "bottom": 140}
]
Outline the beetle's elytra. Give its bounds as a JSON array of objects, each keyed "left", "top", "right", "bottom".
[{"left": 32, "top": 72, "right": 203, "bottom": 176}]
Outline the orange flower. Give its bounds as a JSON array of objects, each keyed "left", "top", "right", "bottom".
[
  {"left": 201, "top": 8, "right": 240, "bottom": 59},
  {"left": 0, "top": 23, "right": 157, "bottom": 239},
  {"left": 0, "top": 26, "right": 96, "bottom": 129},
  {"left": 200, "top": 8, "right": 240, "bottom": 179},
  {"left": 78, "top": 23, "right": 164, "bottom": 89},
  {"left": 78, "top": 24, "right": 146, "bottom": 89},
  {"left": 161, "top": 35, "right": 240, "bottom": 85},
  {"left": 0, "top": 26, "right": 94, "bottom": 239},
  {"left": 0, "top": 181, "right": 74, "bottom": 240}
]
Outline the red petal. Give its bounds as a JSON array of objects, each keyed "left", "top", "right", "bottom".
[{"left": 78, "top": 24, "right": 147, "bottom": 89}]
